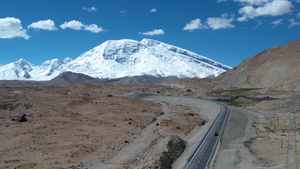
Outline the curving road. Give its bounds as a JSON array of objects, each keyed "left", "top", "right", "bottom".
[
  {"left": 133, "top": 92, "right": 230, "bottom": 169},
  {"left": 183, "top": 101, "right": 230, "bottom": 169}
]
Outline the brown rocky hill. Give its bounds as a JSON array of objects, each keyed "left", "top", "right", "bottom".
[
  {"left": 104, "top": 75, "right": 178, "bottom": 84},
  {"left": 216, "top": 39, "right": 300, "bottom": 89},
  {"left": 47, "top": 71, "right": 179, "bottom": 85},
  {"left": 46, "top": 71, "right": 103, "bottom": 86}
]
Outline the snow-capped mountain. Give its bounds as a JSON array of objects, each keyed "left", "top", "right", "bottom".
[
  {"left": 0, "top": 59, "right": 34, "bottom": 80},
  {"left": 30, "top": 58, "right": 72, "bottom": 80},
  {"left": 0, "top": 39, "right": 231, "bottom": 81},
  {"left": 0, "top": 58, "right": 72, "bottom": 80}
]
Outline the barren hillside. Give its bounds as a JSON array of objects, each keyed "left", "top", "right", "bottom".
[{"left": 216, "top": 39, "right": 300, "bottom": 89}]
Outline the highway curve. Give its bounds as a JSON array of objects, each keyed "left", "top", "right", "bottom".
[
  {"left": 133, "top": 92, "right": 230, "bottom": 169},
  {"left": 183, "top": 101, "right": 230, "bottom": 169}
]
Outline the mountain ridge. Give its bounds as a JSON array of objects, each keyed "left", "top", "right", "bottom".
[{"left": 0, "top": 38, "right": 231, "bottom": 81}]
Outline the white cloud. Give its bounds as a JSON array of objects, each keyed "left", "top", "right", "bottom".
[
  {"left": 217, "top": 0, "right": 228, "bottom": 3},
  {"left": 183, "top": 18, "right": 207, "bottom": 31},
  {"left": 84, "top": 24, "right": 104, "bottom": 33},
  {"left": 298, "top": 13, "right": 300, "bottom": 17},
  {"left": 0, "top": 17, "right": 29, "bottom": 39},
  {"left": 60, "top": 20, "right": 104, "bottom": 33},
  {"left": 150, "top": 8, "right": 157, "bottom": 12},
  {"left": 141, "top": 29, "right": 165, "bottom": 36},
  {"left": 234, "top": 0, "right": 269, "bottom": 5},
  {"left": 60, "top": 20, "right": 85, "bottom": 30},
  {"left": 83, "top": 7, "right": 97, "bottom": 12},
  {"left": 183, "top": 14, "right": 235, "bottom": 31},
  {"left": 237, "top": 0, "right": 292, "bottom": 21},
  {"left": 120, "top": 10, "right": 128, "bottom": 14},
  {"left": 288, "top": 19, "right": 300, "bottom": 27},
  {"left": 28, "top": 19, "right": 57, "bottom": 30},
  {"left": 271, "top": 18, "right": 283, "bottom": 26},
  {"left": 207, "top": 13, "right": 235, "bottom": 30}
]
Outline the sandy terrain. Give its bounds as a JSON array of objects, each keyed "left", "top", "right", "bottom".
[
  {"left": 0, "top": 84, "right": 162, "bottom": 169},
  {"left": 0, "top": 83, "right": 217, "bottom": 169}
]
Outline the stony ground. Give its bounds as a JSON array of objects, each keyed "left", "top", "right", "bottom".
[
  {"left": 0, "top": 83, "right": 210, "bottom": 169},
  {"left": 0, "top": 84, "right": 162, "bottom": 169}
]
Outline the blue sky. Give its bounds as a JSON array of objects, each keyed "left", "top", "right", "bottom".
[{"left": 0, "top": 0, "right": 299, "bottom": 67}]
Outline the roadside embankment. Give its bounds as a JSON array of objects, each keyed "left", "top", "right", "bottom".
[{"left": 213, "top": 107, "right": 284, "bottom": 169}]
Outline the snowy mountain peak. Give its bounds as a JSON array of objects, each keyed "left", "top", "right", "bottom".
[
  {"left": 32, "top": 58, "right": 73, "bottom": 80},
  {"left": 140, "top": 38, "right": 161, "bottom": 46},
  {"left": 0, "top": 39, "right": 231, "bottom": 81},
  {"left": 15, "top": 58, "right": 30, "bottom": 64},
  {"left": 39, "top": 59, "right": 62, "bottom": 70},
  {"left": 14, "top": 58, "right": 34, "bottom": 71},
  {"left": 63, "top": 57, "right": 73, "bottom": 63}
]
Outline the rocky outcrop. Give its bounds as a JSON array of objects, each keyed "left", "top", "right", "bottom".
[
  {"left": 158, "top": 135, "right": 187, "bottom": 169},
  {"left": 0, "top": 102, "right": 32, "bottom": 118},
  {"left": 0, "top": 102, "right": 32, "bottom": 111},
  {"left": 11, "top": 114, "right": 27, "bottom": 122},
  {"left": 136, "top": 135, "right": 186, "bottom": 169}
]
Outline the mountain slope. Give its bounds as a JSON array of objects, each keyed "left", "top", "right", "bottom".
[
  {"left": 216, "top": 39, "right": 300, "bottom": 89},
  {"left": 0, "top": 39, "right": 231, "bottom": 81}
]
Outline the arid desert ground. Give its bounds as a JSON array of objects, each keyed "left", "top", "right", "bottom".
[{"left": 0, "top": 81, "right": 299, "bottom": 169}]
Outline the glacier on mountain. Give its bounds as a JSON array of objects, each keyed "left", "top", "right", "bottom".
[{"left": 0, "top": 39, "right": 231, "bottom": 81}]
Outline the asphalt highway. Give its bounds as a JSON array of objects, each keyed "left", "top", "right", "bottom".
[{"left": 183, "top": 101, "right": 230, "bottom": 169}]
